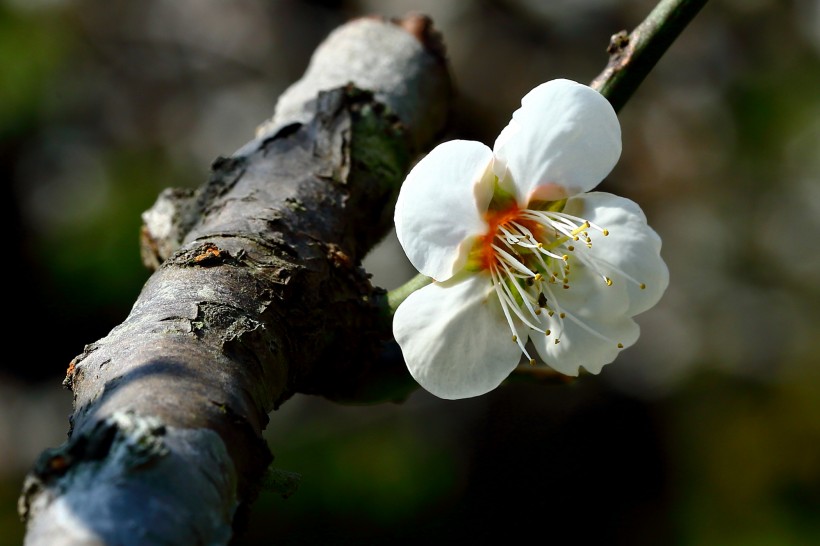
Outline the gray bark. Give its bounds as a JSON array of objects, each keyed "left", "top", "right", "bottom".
[{"left": 20, "top": 15, "right": 451, "bottom": 545}]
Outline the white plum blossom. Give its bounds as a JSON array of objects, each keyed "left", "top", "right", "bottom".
[{"left": 392, "top": 79, "right": 669, "bottom": 400}]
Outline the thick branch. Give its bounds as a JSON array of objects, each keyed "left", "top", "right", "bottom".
[{"left": 20, "top": 16, "right": 450, "bottom": 546}]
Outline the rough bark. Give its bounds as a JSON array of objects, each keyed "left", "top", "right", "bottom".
[{"left": 20, "top": 16, "right": 450, "bottom": 546}]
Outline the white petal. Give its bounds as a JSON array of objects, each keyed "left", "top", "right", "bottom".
[
  {"left": 529, "top": 251, "right": 630, "bottom": 376},
  {"left": 533, "top": 312, "right": 640, "bottom": 376},
  {"left": 564, "top": 192, "right": 669, "bottom": 316},
  {"left": 395, "top": 140, "right": 494, "bottom": 281},
  {"left": 492, "top": 79, "right": 621, "bottom": 205},
  {"left": 547, "top": 256, "right": 631, "bottom": 320},
  {"left": 392, "top": 274, "right": 522, "bottom": 399}
]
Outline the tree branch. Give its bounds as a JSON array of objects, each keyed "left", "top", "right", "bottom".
[
  {"left": 20, "top": 1, "right": 710, "bottom": 542},
  {"left": 590, "top": 0, "right": 709, "bottom": 112},
  {"left": 20, "top": 15, "right": 451, "bottom": 546}
]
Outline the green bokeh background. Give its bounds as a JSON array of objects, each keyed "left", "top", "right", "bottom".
[{"left": 1, "top": 0, "right": 818, "bottom": 544}]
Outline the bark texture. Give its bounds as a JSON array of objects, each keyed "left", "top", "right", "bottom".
[{"left": 20, "top": 16, "right": 451, "bottom": 546}]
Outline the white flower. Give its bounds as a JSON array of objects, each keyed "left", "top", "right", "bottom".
[{"left": 392, "top": 79, "right": 669, "bottom": 400}]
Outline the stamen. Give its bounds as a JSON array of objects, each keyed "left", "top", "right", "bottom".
[
  {"left": 573, "top": 248, "right": 647, "bottom": 291},
  {"left": 562, "top": 307, "right": 619, "bottom": 344},
  {"left": 492, "top": 264, "right": 541, "bottom": 329},
  {"left": 535, "top": 247, "right": 566, "bottom": 261},
  {"left": 509, "top": 221, "right": 537, "bottom": 240},
  {"left": 540, "top": 282, "right": 566, "bottom": 338},
  {"left": 490, "top": 267, "right": 534, "bottom": 361},
  {"left": 483, "top": 203, "right": 628, "bottom": 365},
  {"left": 520, "top": 210, "right": 575, "bottom": 241},
  {"left": 492, "top": 244, "right": 536, "bottom": 277},
  {"left": 550, "top": 211, "right": 606, "bottom": 234}
]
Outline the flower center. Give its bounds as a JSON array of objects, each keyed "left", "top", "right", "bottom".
[{"left": 475, "top": 202, "right": 646, "bottom": 365}]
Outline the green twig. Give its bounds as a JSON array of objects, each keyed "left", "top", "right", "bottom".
[
  {"left": 386, "top": 273, "right": 433, "bottom": 314},
  {"left": 590, "top": 0, "right": 709, "bottom": 112}
]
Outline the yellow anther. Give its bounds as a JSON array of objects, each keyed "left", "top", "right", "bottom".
[
  {"left": 529, "top": 358, "right": 536, "bottom": 366},
  {"left": 512, "top": 335, "right": 518, "bottom": 342},
  {"left": 567, "top": 245, "right": 575, "bottom": 251},
  {"left": 617, "top": 343, "right": 624, "bottom": 349},
  {"left": 535, "top": 308, "right": 542, "bottom": 315},
  {"left": 562, "top": 254, "right": 569, "bottom": 261},
  {"left": 640, "top": 283, "right": 646, "bottom": 290},
  {"left": 548, "top": 310, "right": 555, "bottom": 317},
  {"left": 534, "top": 273, "right": 542, "bottom": 281},
  {"left": 545, "top": 329, "right": 551, "bottom": 336},
  {"left": 605, "top": 277, "right": 613, "bottom": 286},
  {"left": 554, "top": 339, "right": 560, "bottom": 345},
  {"left": 537, "top": 242, "right": 544, "bottom": 248},
  {"left": 559, "top": 312, "right": 566, "bottom": 319},
  {"left": 603, "top": 229, "right": 610, "bottom": 236},
  {"left": 563, "top": 284, "right": 570, "bottom": 289},
  {"left": 573, "top": 236, "right": 580, "bottom": 241}
]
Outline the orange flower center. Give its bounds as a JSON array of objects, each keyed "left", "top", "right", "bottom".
[
  {"left": 466, "top": 201, "right": 638, "bottom": 364},
  {"left": 476, "top": 204, "right": 543, "bottom": 271}
]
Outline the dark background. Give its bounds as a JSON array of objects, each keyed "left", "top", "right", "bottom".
[{"left": 1, "top": 0, "right": 819, "bottom": 544}]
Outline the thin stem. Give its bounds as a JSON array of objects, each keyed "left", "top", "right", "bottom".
[
  {"left": 387, "top": 273, "right": 433, "bottom": 314},
  {"left": 590, "top": 0, "right": 709, "bottom": 112}
]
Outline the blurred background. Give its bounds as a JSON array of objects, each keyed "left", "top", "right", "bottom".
[{"left": 1, "top": 0, "right": 818, "bottom": 544}]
